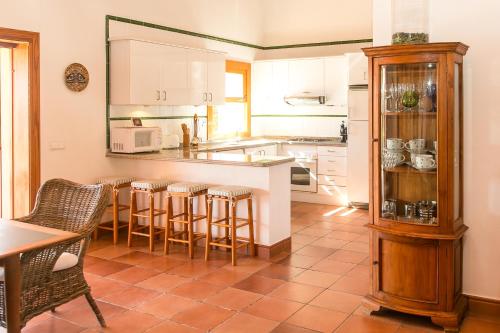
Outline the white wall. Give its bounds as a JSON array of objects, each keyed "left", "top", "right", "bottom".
[
  {"left": 0, "top": 0, "right": 265, "bottom": 184},
  {"left": 260, "top": 0, "right": 372, "bottom": 46},
  {"left": 373, "top": 0, "right": 500, "bottom": 301}
]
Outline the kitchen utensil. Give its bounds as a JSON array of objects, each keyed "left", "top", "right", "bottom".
[
  {"left": 181, "top": 123, "right": 190, "bottom": 148},
  {"left": 191, "top": 113, "right": 200, "bottom": 148},
  {"left": 386, "top": 138, "right": 405, "bottom": 150}
]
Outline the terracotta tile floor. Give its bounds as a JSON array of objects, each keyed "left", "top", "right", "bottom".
[{"left": 21, "top": 202, "right": 500, "bottom": 333}]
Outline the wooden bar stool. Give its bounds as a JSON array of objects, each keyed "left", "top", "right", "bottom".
[
  {"left": 128, "top": 179, "right": 173, "bottom": 252},
  {"left": 205, "top": 185, "right": 255, "bottom": 266},
  {"left": 95, "top": 176, "right": 136, "bottom": 245},
  {"left": 164, "top": 182, "right": 209, "bottom": 259}
]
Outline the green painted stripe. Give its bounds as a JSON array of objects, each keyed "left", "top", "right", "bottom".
[
  {"left": 110, "top": 116, "right": 207, "bottom": 121},
  {"left": 106, "top": 15, "right": 372, "bottom": 50},
  {"left": 264, "top": 39, "right": 373, "bottom": 50},
  {"left": 252, "top": 114, "right": 347, "bottom": 118}
]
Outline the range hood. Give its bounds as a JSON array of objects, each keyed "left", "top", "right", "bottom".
[{"left": 284, "top": 94, "right": 326, "bottom": 105}]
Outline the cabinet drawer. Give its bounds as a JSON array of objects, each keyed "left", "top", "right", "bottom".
[
  {"left": 318, "top": 157, "right": 347, "bottom": 175},
  {"left": 318, "top": 146, "right": 347, "bottom": 156},
  {"left": 318, "top": 175, "right": 347, "bottom": 186},
  {"left": 318, "top": 184, "right": 347, "bottom": 198}
]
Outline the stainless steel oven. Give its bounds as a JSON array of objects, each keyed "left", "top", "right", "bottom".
[{"left": 291, "top": 157, "right": 317, "bottom": 193}]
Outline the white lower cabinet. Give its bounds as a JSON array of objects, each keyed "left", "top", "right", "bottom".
[
  {"left": 316, "top": 146, "right": 348, "bottom": 205},
  {"left": 244, "top": 144, "right": 278, "bottom": 156}
]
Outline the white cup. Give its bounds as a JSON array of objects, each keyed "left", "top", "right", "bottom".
[
  {"left": 405, "top": 138, "right": 426, "bottom": 151},
  {"left": 383, "top": 150, "right": 405, "bottom": 167},
  {"left": 415, "top": 154, "right": 436, "bottom": 169},
  {"left": 386, "top": 138, "right": 404, "bottom": 150}
]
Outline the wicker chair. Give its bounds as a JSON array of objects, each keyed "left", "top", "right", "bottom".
[{"left": 0, "top": 179, "right": 111, "bottom": 329}]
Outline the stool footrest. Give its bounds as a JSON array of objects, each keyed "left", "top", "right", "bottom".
[{"left": 210, "top": 221, "right": 249, "bottom": 229}]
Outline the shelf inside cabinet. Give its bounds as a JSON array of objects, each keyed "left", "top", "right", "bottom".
[
  {"left": 383, "top": 164, "right": 437, "bottom": 175},
  {"left": 383, "top": 111, "right": 437, "bottom": 117}
]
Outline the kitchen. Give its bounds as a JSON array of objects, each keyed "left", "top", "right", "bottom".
[{"left": 0, "top": 1, "right": 499, "bottom": 332}]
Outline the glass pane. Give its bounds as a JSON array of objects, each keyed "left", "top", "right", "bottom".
[
  {"left": 225, "top": 73, "right": 244, "bottom": 98},
  {"left": 454, "top": 64, "right": 461, "bottom": 220},
  {"left": 212, "top": 102, "right": 247, "bottom": 138},
  {"left": 380, "top": 62, "right": 438, "bottom": 225}
]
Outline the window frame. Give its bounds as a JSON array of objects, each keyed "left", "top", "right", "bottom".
[{"left": 207, "top": 60, "right": 251, "bottom": 139}]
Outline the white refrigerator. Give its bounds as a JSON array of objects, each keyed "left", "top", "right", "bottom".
[{"left": 347, "top": 87, "right": 369, "bottom": 206}]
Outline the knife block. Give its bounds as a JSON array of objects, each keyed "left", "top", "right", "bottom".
[{"left": 182, "top": 134, "right": 190, "bottom": 148}]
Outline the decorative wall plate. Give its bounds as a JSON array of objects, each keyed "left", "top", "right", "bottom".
[{"left": 64, "top": 63, "right": 89, "bottom": 92}]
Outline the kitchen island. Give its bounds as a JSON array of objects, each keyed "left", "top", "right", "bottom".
[{"left": 106, "top": 148, "right": 294, "bottom": 257}]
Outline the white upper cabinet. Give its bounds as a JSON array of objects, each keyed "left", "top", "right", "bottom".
[
  {"left": 110, "top": 39, "right": 225, "bottom": 106},
  {"left": 347, "top": 52, "right": 368, "bottom": 86},
  {"left": 251, "top": 61, "right": 273, "bottom": 109},
  {"left": 272, "top": 61, "right": 289, "bottom": 104},
  {"left": 324, "top": 56, "right": 348, "bottom": 106},
  {"left": 288, "top": 59, "right": 324, "bottom": 96},
  {"left": 206, "top": 51, "right": 225, "bottom": 105}
]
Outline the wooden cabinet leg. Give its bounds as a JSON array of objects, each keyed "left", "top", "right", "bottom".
[{"left": 224, "top": 201, "right": 230, "bottom": 252}]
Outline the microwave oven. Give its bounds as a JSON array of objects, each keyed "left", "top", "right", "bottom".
[{"left": 110, "top": 127, "right": 162, "bottom": 153}]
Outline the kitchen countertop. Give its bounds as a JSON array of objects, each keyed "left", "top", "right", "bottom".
[
  {"left": 194, "top": 136, "right": 347, "bottom": 152},
  {"left": 106, "top": 149, "right": 295, "bottom": 167}
]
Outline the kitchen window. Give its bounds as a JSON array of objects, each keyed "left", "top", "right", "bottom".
[{"left": 208, "top": 60, "right": 251, "bottom": 139}]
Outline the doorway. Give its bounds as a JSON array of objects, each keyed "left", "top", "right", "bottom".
[{"left": 0, "top": 28, "right": 40, "bottom": 218}]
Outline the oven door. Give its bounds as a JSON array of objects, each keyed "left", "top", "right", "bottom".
[{"left": 291, "top": 159, "right": 317, "bottom": 193}]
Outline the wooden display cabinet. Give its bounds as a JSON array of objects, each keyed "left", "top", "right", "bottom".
[{"left": 362, "top": 43, "right": 468, "bottom": 331}]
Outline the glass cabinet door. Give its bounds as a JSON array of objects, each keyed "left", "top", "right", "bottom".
[{"left": 379, "top": 62, "right": 438, "bottom": 225}]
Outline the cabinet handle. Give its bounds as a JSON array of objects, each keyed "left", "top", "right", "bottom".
[
  {"left": 162, "top": 90, "right": 166, "bottom": 101},
  {"left": 373, "top": 261, "right": 379, "bottom": 265},
  {"left": 328, "top": 160, "right": 336, "bottom": 163},
  {"left": 364, "top": 71, "right": 367, "bottom": 81},
  {"left": 327, "top": 169, "right": 336, "bottom": 172},
  {"left": 203, "top": 93, "right": 207, "bottom": 102},
  {"left": 156, "top": 90, "right": 160, "bottom": 101},
  {"left": 372, "top": 138, "right": 379, "bottom": 143},
  {"left": 209, "top": 92, "right": 213, "bottom": 102}
]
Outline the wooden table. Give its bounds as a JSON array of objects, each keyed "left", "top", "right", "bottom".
[{"left": 0, "top": 220, "right": 79, "bottom": 333}]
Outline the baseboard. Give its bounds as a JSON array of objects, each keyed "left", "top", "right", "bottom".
[
  {"left": 466, "top": 294, "right": 500, "bottom": 319},
  {"left": 255, "top": 237, "right": 291, "bottom": 260}
]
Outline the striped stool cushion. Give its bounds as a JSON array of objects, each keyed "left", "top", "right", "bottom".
[
  {"left": 167, "top": 182, "right": 209, "bottom": 193},
  {"left": 131, "top": 179, "right": 174, "bottom": 190},
  {"left": 96, "top": 176, "right": 136, "bottom": 187},
  {"left": 208, "top": 185, "right": 252, "bottom": 197}
]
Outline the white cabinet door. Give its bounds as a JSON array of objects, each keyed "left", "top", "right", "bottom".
[
  {"left": 324, "top": 56, "right": 348, "bottom": 107},
  {"left": 129, "top": 41, "right": 162, "bottom": 105},
  {"left": 271, "top": 61, "right": 289, "bottom": 105},
  {"left": 161, "top": 45, "right": 189, "bottom": 106},
  {"left": 188, "top": 48, "right": 208, "bottom": 105},
  {"left": 347, "top": 53, "right": 368, "bottom": 86},
  {"left": 206, "top": 51, "right": 226, "bottom": 105},
  {"left": 348, "top": 89, "right": 369, "bottom": 121},
  {"left": 251, "top": 62, "right": 273, "bottom": 112},
  {"left": 288, "top": 58, "right": 324, "bottom": 96}
]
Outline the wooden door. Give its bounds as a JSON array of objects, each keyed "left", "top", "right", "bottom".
[{"left": 372, "top": 231, "right": 441, "bottom": 311}]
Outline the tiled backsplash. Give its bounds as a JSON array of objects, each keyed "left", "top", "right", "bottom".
[{"left": 110, "top": 105, "right": 208, "bottom": 141}]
